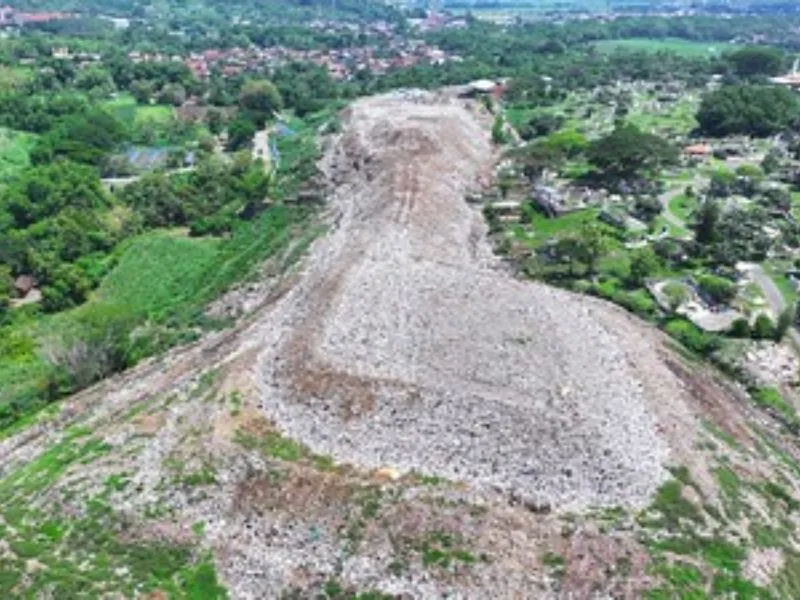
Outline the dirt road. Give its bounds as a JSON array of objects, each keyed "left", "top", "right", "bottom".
[{"left": 252, "top": 127, "right": 271, "bottom": 170}]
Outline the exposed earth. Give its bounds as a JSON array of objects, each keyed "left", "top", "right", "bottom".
[{"left": 3, "top": 91, "right": 800, "bottom": 598}]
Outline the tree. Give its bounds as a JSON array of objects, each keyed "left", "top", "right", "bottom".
[
  {"left": 663, "top": 282, "right": 689, "bottom": 312},
  {"left": 119, "top": 172, "right": 183, "bottom": 228},
  {"left": 726, "top": 46, "right": 785, "bottom": 78},
  {"left": 775, "top": 306, "right": 795, "bottom": 342},
  {"left": 697, "top": 274, "right": 736, "bottom": 305},
  {"left": 227, "top": 117, "right": 256, "bottom": 152},
  {"left": 694, "top": 199, "right": 721, "bottom": 246},
  {"left": 728, "top": 317, "right": 751, "bottom": 338},
  {"left": 491, "top": 115, "right": 506, "bottom": 144},
  {"left": 761, "top": 150, "right": 781, "bottom": 175},
  {"left": 520, "top": 113, "right": 563, "bottom": 140},
  {"left": 697, "top": 85, "right": 800, "bottom": 137},
  {"left": 130, "top": 79, "right": 153, "bottom": 104},
  {"left": 586, "top": 124, "right": 678, "bottom": 180},
  {"left": 206, "top": 108, "right": 226, "bottom": 135},
  {"left": 632, "top": 195, "right": 662, "bottom": 223},
  {"left": 763, "top": 187, "right": 792, "bottom": 213},
  {"left": 542, "top": 129, "right": 587, "bottom": 159},
  {"left": 238, "top": 79, "right": 283, "bottom": 117},
  {"left": 511, "top": 142, "right": 565, "bottom": 181},
  {"left": 752, "top": 314, "right": 777, "bottom": 340},
  {"left": 574, "top": 223, "right": 612, "bottom": 276},
  {"left": 158, "top": 83, "right": 187, "bottom": 107},
  {"left": 628, "top": 246, "right": 660, "bottom": 287},
  {"left": 0, "top": 265, "right": 11, "bottom": 320}
]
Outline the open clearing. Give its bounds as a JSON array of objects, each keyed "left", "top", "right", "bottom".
[
  {"left": 592, "top": 38, "right": 737, "bottom": 57},
  {"left": 3, "top": 92, "right": 800, "bottom": 597}
]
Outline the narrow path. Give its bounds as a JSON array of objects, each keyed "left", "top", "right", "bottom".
[
  {"left": 657, "top": 186, "right": 689, "bottom": 231},
  {"left": 101, "top": 166, "right": 194, "bottom": 190},
  {"left": 253, "top": 128, "right": 272, "bottom": 171}
]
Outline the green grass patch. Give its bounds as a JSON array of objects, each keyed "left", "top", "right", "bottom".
[
  {"left": 749, "top": 522, "right": 790, "bottom": 549},
  {"left": 526, "top": 208, "right": 600, "bottom": 240},
  {"left": 753, "top": 387, "right": 799, "bottom": 427},
  {"left": 235, "top": 426, "right": 335, "bottom": 468},
  {"left": 714, "top": 466, "right": 744, "bottom": 519},
  {"left": 667, "top": 194, "right": 698, "bottom": 223},
  {"left": 102, "top": 93, "right": 174, "bottom": 127},
  {"left": 96, "top": 231, "right": 221, "bottom": 319},
  {"left": 652, "top": 214, "right": 690, "bottom": 238},
  {"left": 0, "top": 202, "right": 308, "bottom": 431},
  {"left": 627, "top": 95, "right": 699, "bottom": 137},
  {"left": 591, "top": 38, "right": 737, "bottom": 57},
  {"left": 418, "top": 532, "right": 477, "bottom": 570},
  {"left": 642, "top": 478, "right": 703, "bottom": 531}
]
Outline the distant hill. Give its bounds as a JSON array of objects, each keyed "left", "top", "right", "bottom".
[
  {"left": 440, "top": 0, "right": 800, "bottom": 15},
  {"left": 7, "top": 0, "right": 401, "bottom": 21}
]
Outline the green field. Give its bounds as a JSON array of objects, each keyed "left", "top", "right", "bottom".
[
  {"left": 94, "top": 232, "right": 221, "bottom": 319},
  {"left": 0, "top": 127, "right": 37, "bottom": 181},
  {"left": 102, "top": 94, "right": 174, "bottom": 127},
  {"left": 0, "top": 204, "right": 303, "bottom": 429},
  {"left": 592, "top": 38, "right": 737, "bottom": 57},
  {"left": 523, "top": 208, "right": 601, "bottom": 244}
]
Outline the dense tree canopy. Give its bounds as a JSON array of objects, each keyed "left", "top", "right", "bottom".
[
  {"left": 587, "top": 124, "right": 678, "bottom": 180},
  {"left": 725, "top": 46, "right": 785, "bottom": 78},
  {"left": 238, "top": 79, "right": 283, "bottom": 119},
  {"left": 696, "top": 85, "right": 800, "bottom": 137}
]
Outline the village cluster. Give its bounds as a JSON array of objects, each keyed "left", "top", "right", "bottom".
[{"left": 477, "top": 74, "right": 800, "bottom": 345}]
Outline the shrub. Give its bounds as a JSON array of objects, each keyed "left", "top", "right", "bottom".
[
  {"left": 775, "top": 306, "right": 795, "bottom": 342},
  {"left": 663, "top": 282, "right": 690, "bottom": 312},
  {"left": 617, "top": 289, "right": 657, "bottom": 318},
  {"left": 751, "top": 314, "right": 776, "bottom": 340},
  {"left": 697, "top": 274, "right": 737, "bottom": 305},
  {"left": 665, "top": 318, "right": 720, "bottom": 356},
  {"left": 40, "top": 303, "right": 136, "bottom": 392},
  {"left": 728, "top": 318, "right": 751, "bottom": 338}
]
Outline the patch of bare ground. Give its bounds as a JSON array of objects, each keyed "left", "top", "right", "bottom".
[{"left": 6, "top": 91, "right": 800, "bottom": 598}]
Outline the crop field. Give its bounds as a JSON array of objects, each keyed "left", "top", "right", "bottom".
[{"left": 592, "top": 38, "right": 738, "bottom": 57}]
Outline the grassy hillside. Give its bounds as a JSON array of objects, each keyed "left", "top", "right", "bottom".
[{"left": 0, "top": 105, "right": 331, "bottom": 433}]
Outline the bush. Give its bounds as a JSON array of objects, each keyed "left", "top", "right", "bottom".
[
  {"left": 728, "top": 318, "right": 751, "bottom": 338},
  {"left": 752, "top": 314, "right": 776, "bottom": 340},
  {"left": 617, "top": 289, "right": 657, "bottom": 318},
  {"left": 775, "top": 306, "right": 795, "bottom": 342},
  {"left": 665, "top": 318, "right": 721, "bottom": 356},
  {"left": 697, "top": 274, "right": 737, "bottom": 305},
  {"left": 40, "top": 303, "right": 136, "bottom": 392}
]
